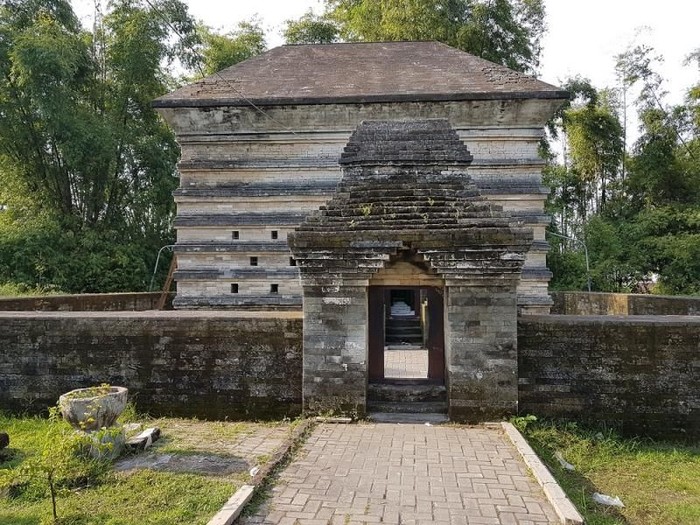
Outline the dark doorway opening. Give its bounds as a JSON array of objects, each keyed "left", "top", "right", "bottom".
[{"left": 368, "top": 286, "right": 445, "bottom": 384}]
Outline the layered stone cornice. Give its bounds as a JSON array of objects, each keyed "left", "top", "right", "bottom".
[{"left": 289, "top": 120, "right": 532, "bottom": 284}]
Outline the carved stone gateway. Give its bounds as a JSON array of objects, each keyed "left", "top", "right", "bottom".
[{"left": 289, "top": 120, "right": 532, "bottom": 421}]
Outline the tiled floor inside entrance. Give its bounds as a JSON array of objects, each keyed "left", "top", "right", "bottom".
[{"left": 384, "top": 346, "right": 428, "bottom": 379}]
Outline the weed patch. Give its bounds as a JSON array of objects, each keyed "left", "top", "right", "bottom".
[{"left": 521, "top": 419, "right": 700, "bottom": 525}]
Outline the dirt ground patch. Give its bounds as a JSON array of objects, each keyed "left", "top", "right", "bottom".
[{"left": 114, "top": 418, "right": 293, "bottom": 481}]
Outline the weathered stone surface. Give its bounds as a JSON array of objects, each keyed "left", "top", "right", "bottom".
[
  {"left": 154, "top": 43, "right": 566, "bottom": 312},
  {"left": 59, "top": 386, "right": 128, "bottom": 431},
  {"left": 126, "top": 427, "right": 161, "bottom": 451},
  {"left": 447, "top": 284, "right": 520, "bottom": 421},
  {"left": 1, "top": 311, "right": 697, "bottom": 437},
  {"left": 551, "top": 291, "right": 700, "bottom": 316},
  {"left": 0, "top": 311, "right": 302, "bottom": 420},
  {"left": 518, "top": 315, "right": 700, "bottom": 438},
  {"left": 290, "top": 120, "right": 532, "bottom": 280},
  {"left": 290, "top": 120, "right": 529, "bottom": 419},
  {"left": 0, "top": 292, "right": 173, "bottom": 312},
  {"left": 153, "top": 42, "right": 567, "bottom": 107}
]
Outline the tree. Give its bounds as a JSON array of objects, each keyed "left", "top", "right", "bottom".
[
  {"left": 284, "top": 0, "right": 546, "bottom": 73},
  {"left": 0, "top": 407, "right": 112, "bottom": 524},
  {"left": 283, "top": 10, "right": 339, "bottom": 44},
  {"left": 545, "top": 47, "right": 700, "bottom": 295},
  {"left": 453, "top": 0, "right": 545, "bottom": 72},
  {"left": 0, "top": 0, "right": 198, "bottom": 292},
  {"left": 544, "top": 78, "right": 623, "bottom": 243},
  {"left": 565, "top": 89, "right": 624, "bottom": 212},
  {"left": 198, "top": 19, "right": 266, "bottom": 77}
]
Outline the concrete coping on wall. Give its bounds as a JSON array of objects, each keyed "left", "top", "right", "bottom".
[
  {"left": 4, "top": 310, "right": 696, "bottom": 325},
  {"left": 0, "top": 310, "right": 304, "bottom": 320}
]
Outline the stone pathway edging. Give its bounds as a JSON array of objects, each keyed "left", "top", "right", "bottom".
[
  {"left": 207, "top": 419, "right": 316, "bottom": 525},
  {"left": 501, "top": 422, "right": 585, "bottom": 525}
]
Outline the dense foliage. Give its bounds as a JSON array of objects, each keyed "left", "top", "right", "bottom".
[
  {"left": 0, "top": 0, "right": 264, "bottom": 293},
  {"left": 547, "top": 47, "right": 700, "bottom": 294},
  {"left": 197, "top": 19, "right": 265, "bottom": 78},
  {"left": 284, "top": 0, "right": 545, "bottom": 73}
]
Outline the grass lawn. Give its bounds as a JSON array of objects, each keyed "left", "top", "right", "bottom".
[
  {"left": 520, "top": 419, "right": 700, "bottom": 525},
  {"left": 0, "top": 411, "right": 289, "bottom": 525}
]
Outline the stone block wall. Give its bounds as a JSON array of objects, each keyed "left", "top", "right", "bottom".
[
  {"left": 550, "top": 291, "right": 700, "bottom": 316},
  {"left": 0, "top": 311, "right": 302, "bottom": 419},
  {"left": 2, "top": 309, "right": 696, "bottom": 438},
  {"left": 446, "top": 284, "right": 520, "bottom": 421},
  {"left": 0, "top": 292, "right": 174, "bottom": 312},
  {"left": 301, "top": 286, "right": 368, "bottom": 417},
  {"left": 518, "top": 315, "right": 700, "bottom": 438},
  {"left": 159, "top": 98, "right": 560, "bottom": 312}
]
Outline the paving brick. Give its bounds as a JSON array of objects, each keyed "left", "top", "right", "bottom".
[{"left": 240, "top": 423, "right": 559, "bottom": 524}]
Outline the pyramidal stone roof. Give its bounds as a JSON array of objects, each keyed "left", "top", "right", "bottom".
[
  {"left": 289, "top": 120, "right": 532, "bottom": 283},
  {"left": 294, "top": 119, "right": 509, "bottom": 234},
  {"left": 154, "top": 41, "right": 568, "bottom": 108},
  {"left": 339, "top": 119, "right": 474, "bottom": 167}
]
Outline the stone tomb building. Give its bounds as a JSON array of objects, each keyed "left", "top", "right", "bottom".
[{"left": 154, "top": 42, "right": 568, "bottom": 420}]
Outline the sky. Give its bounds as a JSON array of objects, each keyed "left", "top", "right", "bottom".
[{"left": 73, "top": 0, "right": 700, "bottom": 134}]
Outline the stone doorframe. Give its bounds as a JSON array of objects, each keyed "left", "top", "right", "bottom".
[
  {"left": 292, "top": 269, "right": 522, "bottom": 421},
  {"left": 288, "top": 119, "right": 532, "bottom": 421}
]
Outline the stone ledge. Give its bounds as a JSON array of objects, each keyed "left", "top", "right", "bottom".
[
  {"left": 174, "top": 213, "right": 307, "bottom": 227},
  {"left": 501, "top": 422, "right": 584, "bottom": 525},
  {"left": 0, "top": 310, "right": 303, "bottom": 319},
  {"left": 154, "top": 89, "right": 570, "bottom": 109},
  {"left": 173, "top": 296, "right": 303, "bottom": 309},
  {"left": 174, "top": 243, "right": 292, "bottom": 253},
  {"left": 207, "top": 419, "right": 315, "bottom": 525},
  {"left": 174, "top": 268, "right": 300, "bottom": 280},
  {"left": 520, "top": 314, "right": 700, "bottom": 327}
]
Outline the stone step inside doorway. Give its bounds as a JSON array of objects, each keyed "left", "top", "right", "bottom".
[
  {"left": 385, "top": 315, "right": 423, "bottom": 345},
  {"left": 367, "top": 381, "right": 448, "bottom": 422}
]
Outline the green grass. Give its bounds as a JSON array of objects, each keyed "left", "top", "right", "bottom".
[
  {"left": 0, "top": 413, "right": 245, "bottom": 525},
  {"left": 520, "top": 419, "right": 700, "bottom": 525},
  {"left": 0, "top": 470, "right": 236, "bottom": 525},
  {"left": 0, "top": 282, "right": 62, "bottom": 297}
]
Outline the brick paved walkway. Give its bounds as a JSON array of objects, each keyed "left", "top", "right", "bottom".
[{"left": 241, "top": 423, "right": 558, "bottom": 525}]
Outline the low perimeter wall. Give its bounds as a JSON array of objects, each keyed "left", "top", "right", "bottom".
[
  {"left": 519, "top": 315, "right": 700, "bottom": 438},
  {"left": 0, "top": 292, "right": 175, "bottom": 312},
  {"left": 551, "top": 291, "right": 700, "bottom": 316},
  {"left": 0, "top": 311, "right": 302, "bottom": 419},
  {"left": 0, "top": 311, "right": 697, "bottom": 438}
]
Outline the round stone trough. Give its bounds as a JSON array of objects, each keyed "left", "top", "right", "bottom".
[{"left": 59, "top": 386, "right": 128, "bottom": 432}]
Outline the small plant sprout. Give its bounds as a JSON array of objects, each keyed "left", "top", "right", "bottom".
[{"left": 0, "top": 406, "right": 111, "bottom": 524}]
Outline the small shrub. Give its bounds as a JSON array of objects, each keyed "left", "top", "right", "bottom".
[
  {"left": 511, "top": 414, "right": 538, "bottom": 432},
  {"left": 0, "top": 407, "right": 111, "bottom": 524}
]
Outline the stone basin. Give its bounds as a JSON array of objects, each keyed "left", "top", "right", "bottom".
[{"left": 59, "top": 386, "right": 128, "bottom": 432}]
